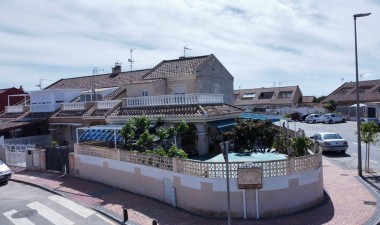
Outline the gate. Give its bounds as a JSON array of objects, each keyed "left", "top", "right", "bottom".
[
  {"left": 4, "top": 144, "right": 27, "bottom": 167},
  {"left": 45, "top": 146, "right": 72, "bottom": 173}
]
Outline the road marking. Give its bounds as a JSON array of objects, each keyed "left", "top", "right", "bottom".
[
  {"left": 370, "top": 160, "right": 379, "bottom": 164},
  {"left": 3, "top": 209, "right": 34, "bottom": 225},
  {"left": 48, "top": 195, "right": 95, "bottom": 218},
  {"left": 95, "top": 213, "right": 116, "bottom": 224},
  {"left": 351, "top": 142, "right": 380, "bottom": 151},
  {"left": 27, "top": 201, "right": 74, "bottom": 225},
  {"left": 352, "top": 153, "right": 358, "bottom": 156}
]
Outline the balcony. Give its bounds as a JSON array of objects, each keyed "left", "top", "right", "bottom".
[
  {"left": 124, "top": 93, "right": 224, "bottom": 107},
  {"left": 96, "top": 100, "right": 121, "bottom": 109},
  {"left": 5, "top": 105, "right": 29, "bottom": 113}
]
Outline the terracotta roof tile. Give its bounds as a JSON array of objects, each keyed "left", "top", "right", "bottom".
[
  {"left": 46, "top": 69, "right": 150, "bottom": 90},
  {"left": 143, "top": 55, "right": 209, "bottom": 80}
]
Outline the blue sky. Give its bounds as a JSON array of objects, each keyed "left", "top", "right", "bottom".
[{"left": 1, "top": 0, "right": 379, "bottom": 96}]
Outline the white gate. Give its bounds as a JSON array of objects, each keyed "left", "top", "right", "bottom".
[{"left": 5, "top": 144, "right": 27, "bottom": 167}]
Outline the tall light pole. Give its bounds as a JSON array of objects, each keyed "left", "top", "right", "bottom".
[{"left": 354, "top": 12, "right": 371, "bottom": 176}]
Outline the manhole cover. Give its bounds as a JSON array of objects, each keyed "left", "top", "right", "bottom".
[
  {"left": 12, "top": 209, "right": 37, "bottom": 218},
  {"left": 340, "top": 174, "right": 349, "bottom": 176}
]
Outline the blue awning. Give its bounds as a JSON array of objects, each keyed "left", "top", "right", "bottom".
[{"left": 208, "top": 119, "right": 236, "bottom": 131}]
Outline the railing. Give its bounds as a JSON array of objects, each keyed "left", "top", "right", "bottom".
[
  {"left": 75, "top": 144, "right": 322, "bottom": 178},
  {"left": 96, "top": 100, "right": 121, "bottom": 109},
  {"left": 30, "top": 104, "right": 57, "bottom": 112},
  {"left": 124, "top": 93, "right": 224, "bottom": 107},
  {"left": 4, "top": 134, "right": 52, "bottom": 147},
  {"left": 62, "top": 102, "right": 86, "bottom": 111},
  {"left": 5, "top": 105, "right": 29, "bottom": 113}
]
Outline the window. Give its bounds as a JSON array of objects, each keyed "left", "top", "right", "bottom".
[
  {"left": 80, "top": 93, "right": 102, "bottom": 102},
  {"left": 142, "top": 90, "right": 148, "bottom": 96},
  {"left": 358, "top": 86, "right": 373, "bottom": 94},
  {"left": 242, "top": 93, "right": 256, "bottom": 99},
  {"left": 258, "top": 92, "right": 274, "bottom": 99},
  {"left": 214, "top": 84, "right": 219, "bottom": 94},
  {"left": 337, "top": 88, "right": 351, "bottom": 95},
  {"left": 278, "top": 91, "right": 292, "bottom": 99}
]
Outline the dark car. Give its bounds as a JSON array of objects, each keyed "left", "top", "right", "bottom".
[
  {"left": 361, "top": 118, "right": 380, "bottom": 128},
  {"left": 290, "top": 112, "right": 301, "bottom": 121},
  {"left": 299, "top": 113, "right": 310, "bottom": 122},
  {"left": 0, "top": 160, "right": 12, "bottom": 184}
]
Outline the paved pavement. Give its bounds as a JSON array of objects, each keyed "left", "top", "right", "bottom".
[{"left": 9, "top": 157, "right": 380, "bottom": 225}]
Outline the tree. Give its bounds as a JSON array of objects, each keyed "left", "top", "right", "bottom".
[
  {"left": 223, "top": 118, "right": 278, "bottom": 153},
  {"left": 313, "top": 96, "right": 326, "bottom": 103},
  {"left": 323, "top": 100, "right": 337, "bottom": 113},
  {"left": 360, "top": 122, "right": 380, "bottom": 173}
]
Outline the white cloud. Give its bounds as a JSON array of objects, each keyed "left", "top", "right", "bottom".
[{"left": 0, "top": 0, "right": 379, "bottom": 95}]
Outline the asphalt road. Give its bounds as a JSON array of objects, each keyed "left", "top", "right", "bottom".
[
  {"left": 288, "top": 120, "right": 380, "bottom": 173},
  {"left": 0, "top": 181, "right": 117, "bottom": 225}
]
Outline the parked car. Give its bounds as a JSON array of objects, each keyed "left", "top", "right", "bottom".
[
  {"left": 361, "top": 118, "right": 380, "bottom": 127},
  {"left": 0, "top": 160, "right": 12, "bottom": 184},
  {"left": 321, "top": 113, "right": 346, "bottom": 124},
  {"left": 299, "top": 113, "right": 310, "bottom": 122},
  {"left": 310, "top": 132, "right": 348, "bottom": 154},
  {"left": 305, "top": 114, "right": 323, "bottom": 124}
]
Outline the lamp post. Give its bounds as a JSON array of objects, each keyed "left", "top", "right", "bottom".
[{"left": 353, "top": 12, "right": 371, "bottom": 176}]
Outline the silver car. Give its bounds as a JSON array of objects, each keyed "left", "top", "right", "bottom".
[
  {"left": 305, "top": 114, "right": 323, "bottom": 124},
  {"left": 0, "top": 160, "right": 12, "bottom": 184},
  {"left": 311, "top": 132, "right": 348, "bottom": 154}
]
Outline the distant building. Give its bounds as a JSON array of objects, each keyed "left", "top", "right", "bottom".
[
  {"left": 322, "top": 79, "right": 380, "bottom": 119},
  {"left": 234, "top": 86, "right": 323, "bottom": 115}
]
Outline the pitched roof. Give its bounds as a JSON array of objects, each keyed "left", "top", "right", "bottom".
[
  {"left": 106, "top": 104, "right": 243, "bottom": 120},
  {"left": 46, "top": 69, "right": 150, "bottom": 90},
  {"left": 322, "top": 79, "right": 380, "bottom": 104},
  {"left": 143, "top": 55, "right": 210, "bottom": 80},
  {"left": 234, "top": 86, "right": 301, "bottom": 106}
]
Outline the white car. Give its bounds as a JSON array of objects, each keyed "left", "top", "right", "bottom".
[
  {"left": 0, "top": 160, "right": 12, "bottom": 184},
  {"left": 321, "top": 113, "right": 346, "bottom": 124},
  {"left": 310, "top": 132, "right": 348, "bottom": 154},
  {"left": 305, "top": 114, "right": 323, "bottom": 124}
]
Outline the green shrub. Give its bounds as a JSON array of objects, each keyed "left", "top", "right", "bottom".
[{"left": 290, "top": 136, "right": 313, "bottom": 157}]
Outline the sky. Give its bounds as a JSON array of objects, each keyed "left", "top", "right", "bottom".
[{"left": 1, "top": 0, "right": 380, "bottom": 97}]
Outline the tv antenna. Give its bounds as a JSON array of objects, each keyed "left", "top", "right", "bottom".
[
  {"left": 341, "top": 78, "right": 344, "bottom": 84},
  {"left": 36, "top": 78, "right": 52, "bottom": 90},
  {"left": 128, "top": 48, "right": 136, "bottom": 71},
  {"left": 184, "top": 46, "right": 191, "bottom": 57},
  {"left": 92, "top": 67, "right": 104, "bottom": 100}
]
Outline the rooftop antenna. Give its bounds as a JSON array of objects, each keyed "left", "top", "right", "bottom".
[
  {"left": 341, "top": 78, "right": 344, "bottom": 84},
  {"left": 128, "top": 48, "right": 136, "bottom": 71},
  {"left": 184, "top": 46, "right": 191, "bottom": 57},
  {"left": 36, "top": 78, "right": 52, "bottom": 90},
  {"left": 92, "top": 67, "right": 104, "bottom": 101}
]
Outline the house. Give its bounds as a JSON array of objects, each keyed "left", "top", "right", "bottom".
[
  {"left": 1, "top": 54, "right": 242, "bottom": 155},
  {"left": 0, "top": 87, "right": 26, "bottom": 113},
  {"left": 322, "top": 79, "right": 380, "bottom": 120},
  {"left": 234, "top": 86, "right": 323, "bottom": 115}
]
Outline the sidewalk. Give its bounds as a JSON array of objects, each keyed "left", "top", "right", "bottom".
[{"left": 10, "top": 158, "right": 380, "bottom": 225}]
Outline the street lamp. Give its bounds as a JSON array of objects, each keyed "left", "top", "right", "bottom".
[{"left": 353, "top": 12, "right": 371, "bottom": 176}]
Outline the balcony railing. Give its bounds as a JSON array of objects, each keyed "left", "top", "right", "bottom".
[
  {"left": 124, "top": 93, "right": 224, "bottom": 107},
  {"left": 5, "top": 105, "right": 29, "bottom": 113},
  {"left": 62, "top": 102, "right": 86, "bottom": 111},
  {"left": 96, "top": 100, "right": 121, "bottom": 109}
]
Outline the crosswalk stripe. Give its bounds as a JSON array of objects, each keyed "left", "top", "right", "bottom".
[
  {"left": 3, "top": 209, "right": 35, "bottom": 225},
  {"left": 48, "top": 195, "right": 95, "bottom": 218},
  {"left": 27, "top": 201, "right": 74, "bottom": 225}
]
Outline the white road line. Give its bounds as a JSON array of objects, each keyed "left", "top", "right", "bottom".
[
  {"left": 48, "top": 195, "right": 95, "bottom": 218},
  {"left": 352, "top": 153, "right": 358, "bottom": 156},
  {"left": 27, "top": 201, "right": 74, "bottom": 225},
  {"left": 3, "top": 209, "right": 35, "bottom": 225},
  {"left": 351, "top": 142, "right": 380, "bottom": 151},
  {"left": 95, "top": 213, "right": 116, "bottom": 224},
  {"left": 370, "top": 160, "right": 379, "bottom": 164}
]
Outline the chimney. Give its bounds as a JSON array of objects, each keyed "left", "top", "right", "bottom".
[
  {"left": 111, "top": 62, "right": 122, "bottom": 76},
  {"left": 19, "top": 85, "right": 23, "bottom": 91}
]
